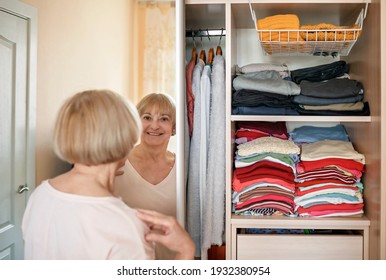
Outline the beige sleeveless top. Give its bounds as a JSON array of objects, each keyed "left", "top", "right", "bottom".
[{"left": 114, "top": 159, "right": 177, "bottom": 259}]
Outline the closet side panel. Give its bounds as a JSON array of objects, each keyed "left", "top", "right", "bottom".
[
  {"left": 176, "top": 0, "right": 186, "bottom": 227},
  {"left": 225, "top": 2, "right": 237, "bottom": 260},
  {"left": 344, "top": 0, "right": 381, "bottom": 260},
  {"left": 381, "top": 0, "right": 386, "bottom": 261}
]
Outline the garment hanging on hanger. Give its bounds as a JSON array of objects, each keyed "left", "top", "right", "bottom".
[
  {"left": 187, "top": 56, "right": 206, "bottom": 258},
  {"left": 198, "top": 30, "right": 207, "bottom": 64},
  {"left": 202, "top": 52, "right": 226, "bottom": 260},
  {"left": 191, "top": 47, "right": 198, "bottom": 63},
  {"left": 190, "top": 30, "right": 198, "bottom": 63},
  {"left": 198, "top": 55, "right": 212, "bottom": 259},
  {"left": 206, "top": 29, "right": 214, "bottom": 65},
  {"left": 187, "top": 32, "right": 198, "bottom": 137},
  {"left": 200, "top": 49, "right": 206, "bottom": 64},
  {"left": 216, "top": 46, "right": 222, "bottom": 56},
  {"left": 208, "top": 48, "right": 214, "bottom": 65},
  {"left": 216, "top": 28, "right": 224, "bottom": 56}
]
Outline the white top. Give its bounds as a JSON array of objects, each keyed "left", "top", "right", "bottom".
[
  {"left": 202, "top": 54, "right": 226, "bottom": 259},
  {"left": 22, "top": 180, "right": 155, "bottom": 260},
  {"left": 187, "top": 58, "right": 205, "bottom": 257},
  {"left": 114, "top": 160, "right": 176, "bottom": 259}
]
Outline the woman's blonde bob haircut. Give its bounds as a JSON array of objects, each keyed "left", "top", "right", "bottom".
[
  {"left": 136, "top": 93, "right": 176, "bottom": 129},
  {"left": 53, "top": 89, "right": 141, "bottom": 165}
]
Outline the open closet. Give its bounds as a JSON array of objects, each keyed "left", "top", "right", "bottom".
[{"left": 183, "top": 0, "right": 386, "bottom": 260}]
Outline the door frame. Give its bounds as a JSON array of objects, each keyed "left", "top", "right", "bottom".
[
  {"left": 175, "top": 0, "right": 185, "bottom": 228},
  {"left": 0, "top": 0, "right": 37, "bottom": 199}
]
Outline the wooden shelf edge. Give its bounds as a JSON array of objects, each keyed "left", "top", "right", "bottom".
[
  {"left": 230, "top": 115, "right": 372, "bottom": 122},
  {"left": 231, "top": 214, "right": 370, "bottom": 229}
]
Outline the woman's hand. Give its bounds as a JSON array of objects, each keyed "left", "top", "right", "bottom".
[{"left": 136, "top": 208, "right": 195, "bottom": 260}]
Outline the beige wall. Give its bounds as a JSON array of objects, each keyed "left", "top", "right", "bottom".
[{"left": 21, "top": 0, "right": 135, "bottom": 184}]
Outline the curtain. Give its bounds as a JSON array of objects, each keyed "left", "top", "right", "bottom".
[{"left": 131, "top": 1, "right": 176, "bottom": 104}]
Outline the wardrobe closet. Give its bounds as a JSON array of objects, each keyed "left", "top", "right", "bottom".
[{"left": 183, "top": 0, "right": 386, "bottom": 260}]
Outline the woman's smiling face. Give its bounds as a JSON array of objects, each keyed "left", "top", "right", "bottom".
[{"left": 140, "top": 107, "right": 174, "bottom": 146}]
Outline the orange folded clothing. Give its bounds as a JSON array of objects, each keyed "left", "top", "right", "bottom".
[
  {"left": 261, "top": 41, "right": 315, "bottom": 55},
  {"left": 257, "top": 14, "right": 302, "bottom": 42},
  {"left": 300, "top": 23, "right": 361, "bottom": 41}
]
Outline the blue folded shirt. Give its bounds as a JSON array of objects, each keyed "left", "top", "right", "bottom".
[{"left": 289, "top": 124, "right": 349, "bottom": 143}]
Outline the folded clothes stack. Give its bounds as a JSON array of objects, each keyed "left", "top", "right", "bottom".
[
  {"left": 300, "top": 23, "right": 361, "bottom": 41},
  {"left": 231, "top": 61, "right": 370, "bottom": 116},
  {"left": 232, "top": 124, "right": 300, "bottom": 216},
  {"left": 290, "top": 61, "right": 370, "bottom": 116},
  {"left": 257, "top": 14, "right": 302, "bottom": 42}
]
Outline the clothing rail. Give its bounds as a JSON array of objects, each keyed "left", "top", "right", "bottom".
[{"left": 185, "top": 29, "right": 226, "bottom": 38}]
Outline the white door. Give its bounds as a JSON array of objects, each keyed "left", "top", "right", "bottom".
[{"left": 0, "top": 0, "right": 36, "bottom": 260}]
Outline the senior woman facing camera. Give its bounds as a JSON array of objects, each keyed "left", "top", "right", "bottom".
[
  {"left": 115, "top": 93, "right": 177, "bottom": 260},
  {"left": 21, "top": 90, "right": 194, "bottom": 260}
]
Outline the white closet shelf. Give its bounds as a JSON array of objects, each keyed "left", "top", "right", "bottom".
[
  {"left": 231, "top": 214, "right": 370, "bottom": 229},
  {"left": 231, "top": 115, "right": 371, "bottom": 122}
]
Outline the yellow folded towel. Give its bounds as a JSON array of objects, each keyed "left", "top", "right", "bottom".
[
  {"left": 257, "top": 14, "right": 299, "bottom": 30},
  {"left": 261, "top": 41, "right": 315, "bottom": 55},
  {"left": 257, "top": 14, "right": 302, "bottom": 42},
  {"left": 300, "top": 23, "right": 361, "bottom": 41}
]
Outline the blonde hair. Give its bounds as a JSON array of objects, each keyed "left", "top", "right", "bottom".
[
  {"left": 136, "top": 93, "right": 176, "bottom": 129},
  {"left": 53, "top": 89, "right": 140, "bottom": 165}
]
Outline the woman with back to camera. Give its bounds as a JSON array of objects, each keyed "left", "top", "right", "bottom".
[
  {"left": 22, "top": 89, "right": 194, "bottom": 260},
  {"left": 115, "top": 93, "right": 177, "bottom": 260}
]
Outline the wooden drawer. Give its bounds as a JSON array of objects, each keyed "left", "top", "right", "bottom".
[{"left": 237, "top": 234, "right": 363, "bottom": 260}]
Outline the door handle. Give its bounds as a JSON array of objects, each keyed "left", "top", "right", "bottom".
[{"left": 18, "top": 184, "right": 29, "bottom": 194}]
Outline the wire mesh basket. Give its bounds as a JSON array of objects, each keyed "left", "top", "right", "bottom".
[{"left": 249, "top": 2, "right": 367, "bottom": 57}]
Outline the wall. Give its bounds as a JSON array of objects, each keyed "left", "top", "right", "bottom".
[{"left": 20, "top": 0, "right": 135, "bottom": 185}]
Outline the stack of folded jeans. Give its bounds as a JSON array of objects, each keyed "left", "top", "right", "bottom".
[
  {"left": 232, "top": 68, "right": 301, "bottom": 115},
  {"left": 291, "top": 61, "right": 370, "bottom": 116},
  {"left": 290, "top": 60, "right": 349, "bottom": 83}
]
